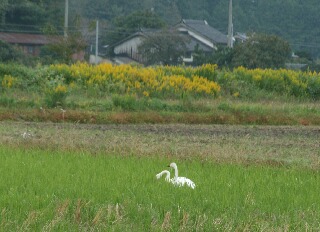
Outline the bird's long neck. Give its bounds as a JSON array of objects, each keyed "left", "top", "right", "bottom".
[
  {"left": 165, "top": 171, "right": 170, "bottom": 179},
  {"left": 173, "top": 166, "right": 178, "bottom": 179}
]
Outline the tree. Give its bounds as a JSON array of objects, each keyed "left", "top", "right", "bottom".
[
  {"left": 2, "top": 0, "right": 65, "bottom": 33},
  {"left": 0, "top": 40, "right": 37, "bottom": 65},
  {"left": 193, "top": 45, "right": 233, "bottom": 67},
  {"left": 138, "top": 29, "right": 188, "bottom": 65},
  {"left": 231, "top": 34, "right": 291, "bottom": 69},
  {"left": 0, "top": 0, "right": 8, "bottom": 24},
  {"left": 40, "top": 35, "right": 87, "bottom": 64},
  {"left": 4, "top": 0, "right": 46, "bottom": 32},
  {"left": 0, "top": 40, "right": 22, "bottom": 62},
  {"left": 103, "top": 10, "right": 165, "bottom": 47}
]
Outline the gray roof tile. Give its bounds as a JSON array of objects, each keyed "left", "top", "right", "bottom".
[{"left": 181, "top": 19, "right": 227, "bottom": 44}]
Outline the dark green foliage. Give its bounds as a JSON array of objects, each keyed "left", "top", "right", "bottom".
[
  {"left": 44, "top": 91, "right": 67, "bottom": 108},
  {"left": 0, "top": 95, "right": 16, "bottom": 107},
  {"left": 104, "top": 10, "right": 165, "bottom": 47},
  {"left": 0, "top": 63, "right": 40, "bottom": 88},
  {"left": 2, "top": 0, "right": 320, "bottom": 63},
  {"left": 40, "top": 35, "right": 86, "bottom": 64},
  {"left": 295, "top": 51, "right": 313, "bottom": 62},
  {"left": 306, "top": 77, "right": 320, "bottom": 100},
  {"left": 0, "top": 41, "right": 37, "bottom": 66},
  {"left": 3, "top": 0, "right": 64, "bottom": 33},
  {"left": 193, "top": 46, "right": 234, "bottom": 68},
  {"left": 0, "top": 41, "right": 21, "bottom": 62},
  {"left": 231, "top": 34, "right": 291, "bottom": 69},
  {"left": 112, "top": 94, "right": 139, "bottom": 111},
  {"left": 2, "top": 0, "right": 320, "bottom": 55}
]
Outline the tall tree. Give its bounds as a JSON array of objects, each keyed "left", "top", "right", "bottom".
[
  {"left": 231, "top": 34, "right": 291, "bottom": 69},
  {"left": 2, "top": 0, "right": 65, "bottom": 33},
  {"left": 104, "top": 10, "right": 165, "bottom": 46},
  {"left": 0, "top": 0, "right": 8, "bottom": 24}
]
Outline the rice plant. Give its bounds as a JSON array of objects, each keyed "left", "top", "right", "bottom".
[{"left": 1, "top": 146, "right": 320, "bottom": 231}]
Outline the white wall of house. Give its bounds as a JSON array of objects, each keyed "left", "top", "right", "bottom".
[
  {"left": 182, "top": 55, "right": 194, "bottom": 63},
  {"left": 114, "top": 36, "right": 144, "bottom": 61}
]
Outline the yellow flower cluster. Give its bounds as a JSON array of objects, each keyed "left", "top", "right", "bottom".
[
  {"left": 231, "top": 66, "right": 319, "bottom": 97},
  {"left": 54, "top": 84, "right": 68, "bottom": 94},
  {"left": 1, "top": 75, "right": 16, "bottom": 89},
  {"left": 49, "top": 63, "right": 220, "bottom": 98},
  {"left": 47, "top": 63, "right": 320, "bottom": 99}
]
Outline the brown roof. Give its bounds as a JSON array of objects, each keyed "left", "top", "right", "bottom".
[{"left": 0, "top": 32, "right": 59, "bottom": 45}]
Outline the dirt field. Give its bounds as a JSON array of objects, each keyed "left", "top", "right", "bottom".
[{"left": 1, "top": 122, "right": 319, "bottom": 168}]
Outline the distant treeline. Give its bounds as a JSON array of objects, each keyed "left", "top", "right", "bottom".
[{"left": 1, "top": 0, "right": 319, "bottom": 57}]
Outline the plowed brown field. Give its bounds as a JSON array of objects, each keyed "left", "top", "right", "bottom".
[{"left": 1, "top": 122, "right": 319, "bottom": 168}]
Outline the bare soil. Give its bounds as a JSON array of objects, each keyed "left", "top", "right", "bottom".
[{"left": 1, "top": 122, "right": 319, "bottom": 168}]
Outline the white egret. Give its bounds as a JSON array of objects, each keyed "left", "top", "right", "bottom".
[
  {"left": 156, "top": 170, "right": 173, "bottom": 183},
  {"left": 168, "top": 162, "right": 196, "bottom": 189}
]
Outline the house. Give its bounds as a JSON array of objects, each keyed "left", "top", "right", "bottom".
[
  {"left": 113, "top": 29, "right": 155, "bottom": 64},
  {"left": 234, "top": 32, "right": 248, "bottom": 43},
  {"left": 174, "top": 19, "right": 228, "bottom": 63},
  {"left": 0, "top": 32, "right": 57, "bottom": 56},
  {"left": 0, "top": 32, "right": 86, "bottom": 61},
  {"left": 175, "top": 19, "right": 227, "bottom": 49},
  {"left": 112, "top": 19, "right": 228, "bottom": 64}
]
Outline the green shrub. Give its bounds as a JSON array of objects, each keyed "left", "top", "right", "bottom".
[
  {"left": 307, "top": 77, "right": 320, "bottom": 100},
  {"left": 0, "top": 96, "right": 17, "bottom": 107},
  {"left": 44, "top": 76, "right": 68, "bottom": 108},
  {"left": 112, "top": 94, "right": 141, "bottom": 111}
]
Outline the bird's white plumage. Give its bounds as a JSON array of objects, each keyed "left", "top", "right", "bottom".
[
  {"left": 156, "top": 163, "right": 196, "bottom": 189},
  {"left": 171, "top": 176, "right": 196, "bottom": 189},
  {"left": 156, "top": 170, "right": 172, "bottom": 183},
  {"left": 167, "top": 162, "right": 196, "bottom": 189}
]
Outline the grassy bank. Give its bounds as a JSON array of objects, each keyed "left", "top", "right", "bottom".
[
  {"left": 1, "top": 146, "right": 320, "bottom": 231},
  {"left": 0, "top": 63, "right": 320, "bottom": 125},
  {"left": 0, "top": 98, "right": 319, "bottom": 125}
]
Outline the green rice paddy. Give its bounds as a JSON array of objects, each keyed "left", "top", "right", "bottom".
[{"left": 1, "top": 144, "right": 320, "bottom": 231}]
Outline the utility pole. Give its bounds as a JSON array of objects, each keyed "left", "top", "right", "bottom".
[
  {"left": 227, "top": 0, "right": 233, "bottom": 48},
  {"left": 64, "top": 0, "right": 69, "bottom": 38},
  {"left": 95, "top": 20, "right": 99, "bottom": 64}
]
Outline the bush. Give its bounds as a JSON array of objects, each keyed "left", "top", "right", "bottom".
[
  {"left": 112, "top": 95, "right": 141, "bottom": 111},
  {"left": 44, "top": 75, "right": 68, "bottom": 108}
]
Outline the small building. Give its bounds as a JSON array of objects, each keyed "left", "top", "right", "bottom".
[
  {"left": 113, "top": 29, "right": 154, "bottom": 63},
  {"left": 111, "top": 19, "right": 228, "bottom": 64},
  {"left": 0, "top": 32, "right": 57, "bottom": 56},
  {"left": 174, "top": 19, "right": 228, "bottom": 63},
  {"left": 234, "top": 32, "right": 248, "bottom": 43},
  {"left": 0, "top": 32, "right": 86, "bottom": 61},
  {"left": 175, "top": 19, "right": 228, "bottom": 49}
]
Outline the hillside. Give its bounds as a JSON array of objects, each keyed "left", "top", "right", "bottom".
[{"left": 1, "top": 0, "right": 320, "bottom": 57}]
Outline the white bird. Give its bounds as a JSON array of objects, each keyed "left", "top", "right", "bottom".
[
  {"left": 156, "top": 170, "right": 173, "bottom": 183},
  {"left": 168, "top": 162, "right": 196, "bottom": 189},
  {"left": 21, "top": 131, "right": 32, "bottom": 139}
]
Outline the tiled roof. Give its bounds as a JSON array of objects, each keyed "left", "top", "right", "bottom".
[
  {"left": 181, "top": 19, "right": 227, "bottom": 44},
  {"left": 0, "top": 32, "right": 58, "bottom": 45}
]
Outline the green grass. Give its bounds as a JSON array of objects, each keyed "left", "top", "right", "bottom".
[
  {"left": 1, "top": 146, "right": 320, "bottom": 231},
  {"left": 0, "top": 96, "right": 320, "bottom": 125}
]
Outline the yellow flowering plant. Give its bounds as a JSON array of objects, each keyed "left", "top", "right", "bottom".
[
  {"left": 47, "top": 63, "right": 221, "bottom": 99},
  {"left": 44, "top": 74, "right": 69, "bottom": 107},
  {"left": 45, "top": 63, "right": 320, "bottom": 100},
  {"left": 1, "top": 75, "right": 17, "bottom": 89}
]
